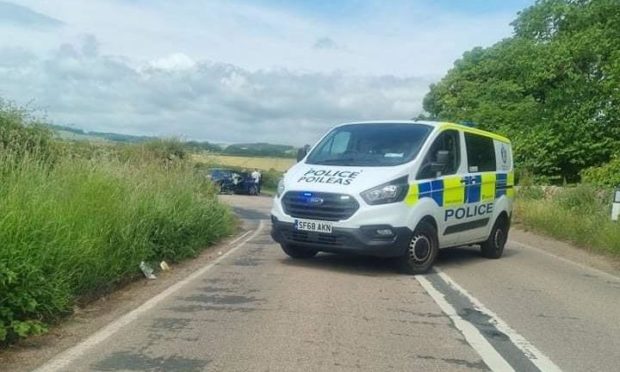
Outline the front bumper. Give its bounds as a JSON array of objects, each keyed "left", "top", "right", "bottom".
[{"left": 270, "top": 216, "right": 412, "bottom": 258}]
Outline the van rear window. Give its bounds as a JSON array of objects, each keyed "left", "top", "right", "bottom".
[{"left": 465, "top": 133, "right": 496, "bottom": 172}]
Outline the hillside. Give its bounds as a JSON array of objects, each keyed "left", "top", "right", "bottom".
[
  {"left": 49, "top": 124, "right": 156, "bottom": 143},
  {"left": 48, "top": 124, "right": 296, "bottom": 158},
  {"left": 222, "top": 143, "right": 296, "bottom": 158}
]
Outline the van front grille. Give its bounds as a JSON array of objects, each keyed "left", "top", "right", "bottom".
[
  {"left": 280, "top": 230, "right": 349, "bottom": 246},
  {"left": 281, "top": 192, "right": 359, "bottom": 221}
]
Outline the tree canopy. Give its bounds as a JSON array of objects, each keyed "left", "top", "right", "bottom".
[{"left": 422, "top": 0, "right": 620, "bottom": 182}]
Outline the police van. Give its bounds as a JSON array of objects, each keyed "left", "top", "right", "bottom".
[{"left": 270, "top": 121, "right": 514, "bottom": 274}]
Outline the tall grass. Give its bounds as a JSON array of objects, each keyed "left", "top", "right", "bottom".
[
  {"left": 0, "top": 104, "right": 233, "bottom": 343},
  {"left": 514, "top": 185, "right": 620, "bottom": 257}
]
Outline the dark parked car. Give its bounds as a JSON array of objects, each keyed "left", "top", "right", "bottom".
[
  {"left": 208, "top": 168, "right": 258, "bottom": 195},
  {"left": 208, "top": 168, "right": 234, "bottom": 184}
]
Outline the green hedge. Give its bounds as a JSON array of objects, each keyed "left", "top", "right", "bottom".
[
  {"left": 0, "top": 103, "right": 233, "bottom": 344},
  {"left": 581, "top": 155, "right": 620, "bottom": 188},
  {"left": 0, "top": 157, "right": 233, "bottom": 343}
]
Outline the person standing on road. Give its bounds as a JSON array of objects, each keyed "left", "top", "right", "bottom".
[{"left": 251, "top": 168, "right": 262, "bottom": 194}]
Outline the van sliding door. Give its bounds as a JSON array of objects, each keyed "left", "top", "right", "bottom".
[{"left": 458, "top": 133, "right": 498, "bottom": 242}]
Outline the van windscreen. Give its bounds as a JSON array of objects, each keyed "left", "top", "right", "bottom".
[{"left": 306, "top": 123, "right": 432, "bottom": 167}]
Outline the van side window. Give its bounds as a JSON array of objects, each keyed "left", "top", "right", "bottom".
[
  {"left": 417, "top": 130, "right": 460, "bottom": 180},
  {"left": 465, "top": 133, "right": 496, "bottom": 172}
]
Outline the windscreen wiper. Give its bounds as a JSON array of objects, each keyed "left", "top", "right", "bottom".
[
  {"left": 315, "top": 157, "right": 381, "bottom": 166},
  {"left": 315, "top": 158, "right": 358, "bottom": 164}
]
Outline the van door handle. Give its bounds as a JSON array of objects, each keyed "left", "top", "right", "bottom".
[{"left": 460, "top": 179, "right": 468, "bottom": 184}]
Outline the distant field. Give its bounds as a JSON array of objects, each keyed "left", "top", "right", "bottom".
[
  {"left": 192, "top": 153, "right": 295, "bottom": 172},
  {"left": 55, "top": 129, "right": 109, "bottom": 143}
]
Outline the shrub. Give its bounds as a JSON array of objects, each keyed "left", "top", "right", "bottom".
[
  {"left": 0, "top": 100, "right": 58, "bottom": 164},
  {"left": 553, "top": 184, "right": 606, "bottom": 214},
  {"left": 581, "top": 155, "right": 620, "bottom": 188},
  {"left": 516, "top": 186, "right": 544, "bottom": 200},
  {"left": 261, "top": 168, "right": 283, "bottom": 191},
  {"left": 515, "top": 167, "right": 534, "bottom": 187}
]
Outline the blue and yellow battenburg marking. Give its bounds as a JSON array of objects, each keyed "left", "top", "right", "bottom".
[{"left": 405, "top": 172, "right": 514, "bottom": 207}]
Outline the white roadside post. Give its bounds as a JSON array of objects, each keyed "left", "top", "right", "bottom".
[{"left": 612, "top": 187, "right": 620, "bottom": 221}]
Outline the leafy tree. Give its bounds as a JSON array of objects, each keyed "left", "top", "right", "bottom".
[{"left": 422, "top": 0, "right": 620, "bottom": 182}]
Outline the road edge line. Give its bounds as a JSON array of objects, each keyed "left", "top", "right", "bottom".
[
  {"left": 510, "top": 240, "right": 619, "bottom": 281},
  {"left": 228, "top": 230, "right": 252, "bottom": 246},
  {"left": 434, "top": 268, "right": 562, "bottom": 372},
  {"left": 34, "top": 220, "right": 266, "bottom": 372},
  {"left": 416, "top": 274, "right": 515, "bottom": 372}
]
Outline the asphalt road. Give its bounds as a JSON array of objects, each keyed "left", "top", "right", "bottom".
[{"left": 35, "top": 195, "right": 620, "bottom": 372}]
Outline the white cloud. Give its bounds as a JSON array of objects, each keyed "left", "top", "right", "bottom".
[
  {"left": 0, "top": 0, "right": 523, "bottom": 144},
  {"left": 313, "top": 37, "right": 340, "bottom": 50},
  {"left": 148, "top": 53, "right": 196, "bottom": 71},
  {"left": 11, "top": 0, "right": 517, "bottom": 76},
  {"left": 0, "top": 39, "right": 433, "bottom": 145}
]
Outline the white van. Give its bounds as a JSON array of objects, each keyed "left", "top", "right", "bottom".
[{"left": 270, "top": 121, "right": 514, "bottom": 274}]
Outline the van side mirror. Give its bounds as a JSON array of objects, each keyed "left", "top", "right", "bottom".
[
  {"left": 430, "top": 150, "right": 449, "bottom": 173},
  {"left": 296, "top": 144, "right": 310, "bottom": 162}
]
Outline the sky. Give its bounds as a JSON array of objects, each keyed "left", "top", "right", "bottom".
[{"left": 0, "top": 0, "right": 534, "bottom": 145}]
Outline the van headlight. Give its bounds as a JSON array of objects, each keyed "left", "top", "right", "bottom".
[
  {"left": 361, "top": 176, "right": 409, "bottom": 205},
  {"left": 277, "top": 178, "right": 285, "bottom": 197}
]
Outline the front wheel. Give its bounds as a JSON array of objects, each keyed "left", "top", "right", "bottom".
[
  {"left": 398, "top": 221, "right": 439, "bottom": 275},
  {"left": 280, "top": 244, "right": 318, "bottom": 259},
  {"left": 480, "top": 216, "right": 509, "bottom": 259}
]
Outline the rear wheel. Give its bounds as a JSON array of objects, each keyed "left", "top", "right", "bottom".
[
  {"left": 480, "top": 216, "right": 509, "bottom": 259},
  {"left": 398, "top": 221, "right": 439, "bottom": 275},
  {"left": 280, "top": 244, "right": 318, "bottom": 259}
]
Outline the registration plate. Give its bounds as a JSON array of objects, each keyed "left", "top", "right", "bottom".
[{"left": 294, "top": 219, "right": 333, "bottom": 234}]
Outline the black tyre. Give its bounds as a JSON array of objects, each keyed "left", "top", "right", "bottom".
[
  {"left": 248, "top": 185, "right": 258, "bottom": 196},
  {"left": 280, "top": 244, "right": 318, "bottom": 259},
  {"left": 480, "top": 215, "right": 509, "bottom": 259},
  {"left": 398, "top": 221, "right": 439, "bottom": 275}
]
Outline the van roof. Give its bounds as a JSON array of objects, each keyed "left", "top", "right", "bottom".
[{"left": 336, "top": 120, "right": 510, "bottom": 143}]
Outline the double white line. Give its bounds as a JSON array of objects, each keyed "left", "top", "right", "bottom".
[{"left": 417, "top": 268, "right": 561, "bottom": 372}]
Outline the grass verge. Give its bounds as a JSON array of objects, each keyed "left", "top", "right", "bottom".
[
  {"left": 0, "top": 155, "right": 234, "bottom": 343},
  {"left": 0, "top": 103, "right": 234, "bottom": 344},
  {"left": 514, "top": 185, "right": 620, "bottom": 257}
]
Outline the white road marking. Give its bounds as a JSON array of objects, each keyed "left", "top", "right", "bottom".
[
  {"left": 434, "top": 269, "right": 561, "bottom": 371},
  {"left": 419, "top": 268, "right": 562, "bottom": 372},
  {"left": 228, "top": 230, "right": 252, "bottom": 246},
  {"left": 35, "top": 220, "right": 266, "bottom": 372},
  {"left": 416, "top": 274, "right": 515, "bottom": 372}
]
